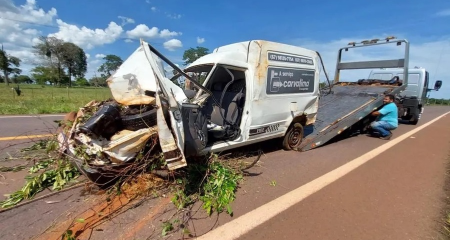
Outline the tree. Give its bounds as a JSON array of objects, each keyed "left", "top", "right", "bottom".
[
  {"left": 33, "top": 36, "right": 66, "bottom": 86},
  {"left": 60, "top": 42, "right": 87, "bottom": 87},
  {"left": 12, "top": 75, "right": 33, "bottom": 84},
  {"left": 89, "top": 76, "right": 107, "bottom": 87},
  {"left": 75, "top": 77, "right": 90, "bottom": 86},
  {"left": 31, "top": 66, "right": 66, "bottom": 85},
  {"left": 0, "top": 49, "right": 22, "bottom": 85},
  {"left": 33, "top": 36, "right": 87, "bottom": 87},
  {"left": 98, "top": 55, "right": 123, "bottom": 79},
  {"left": 182, "top": 46, "right": 209, "bottom": 66}
]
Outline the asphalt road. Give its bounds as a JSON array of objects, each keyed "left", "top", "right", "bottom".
[
  {"left": 0, "top": 107, "right": 449, "bottom": 240},
  {"left": 0, "top": 114, "right": 65, "bottom": 200},
  {"left": 0, "top": 114, "right": 64, "bottom": 152}
]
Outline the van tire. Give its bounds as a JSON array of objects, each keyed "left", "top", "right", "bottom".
[
  {"left": 282, "top": 123, "right": 304, "bottom": 151},
  {"left": 122, "top": 108, "right": 157, "bottom": 131}
]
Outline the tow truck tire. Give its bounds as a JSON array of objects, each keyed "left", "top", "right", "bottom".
[
  {"left": 282, "top": 123, "right": 304, "bottom": 151},
  {"left": 409, "top": 113, "right": 419, "bottom": 125}
]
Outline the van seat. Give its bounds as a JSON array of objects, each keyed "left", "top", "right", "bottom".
[{"left": 208, "top": 79, "right": 246, "bottom": 138}]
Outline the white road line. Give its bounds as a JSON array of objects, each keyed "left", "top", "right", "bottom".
[
  {"left": 197, "top": 111, "right": 450, "bottom": 240},
  {"left": 0, "top": 114, "right": 66, "bottom": 119}
]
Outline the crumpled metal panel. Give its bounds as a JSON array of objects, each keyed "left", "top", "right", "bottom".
[
  {"left": 106, "top": 45, "right": 158, "bottom": 106},
  {"left": 103, "top": 128, "right": 157, "bottom": 163},
  {"left": 154, "top": 93, "right": 187, "bottom": 170}
]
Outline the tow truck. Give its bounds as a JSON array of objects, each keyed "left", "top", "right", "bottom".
[
  {"left": 298, "top": 36, "right": 442, "bottom": 151},
  {"left": 367, "top": 67, "right": 443, "bottom": 125}
]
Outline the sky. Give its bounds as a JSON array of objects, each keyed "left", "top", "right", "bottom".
[{"left": 0, "top": 0, "right": 449, "bottom": 98}]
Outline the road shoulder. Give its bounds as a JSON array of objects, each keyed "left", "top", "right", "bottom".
[{"left": 239, "top": 113, "right": 450, "bottom": 240}]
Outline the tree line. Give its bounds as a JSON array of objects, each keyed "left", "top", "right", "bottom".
[
  {"left": 0, "top": 38, "right": 210, "bottom": 87},
  {"left": 0, "top": 36, "right": 124, "bottom": 87}
]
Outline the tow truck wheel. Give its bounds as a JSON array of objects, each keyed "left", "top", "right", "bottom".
[
  {"left": 409, "top": 113, "right": 419, "bottom": 125},
  {"left": 282, "top": 123, "right": 304, "bottom": 151}
]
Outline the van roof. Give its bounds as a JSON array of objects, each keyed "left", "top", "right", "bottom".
[
  {"left": 187, "top": 51, "right": 248, "bottom": 69},
  {"left": 187, "top": 40, "right": 318, "bottom": 70}
]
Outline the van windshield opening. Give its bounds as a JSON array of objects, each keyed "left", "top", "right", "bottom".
[{"left": 170, "top": 64, "right": 214, "bottom": 90}]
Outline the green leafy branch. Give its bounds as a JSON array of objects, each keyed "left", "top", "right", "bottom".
[{"left": 0, "top": 158, "right": 80, "bottom": 208}]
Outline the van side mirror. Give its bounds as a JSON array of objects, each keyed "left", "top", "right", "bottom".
[{"left": 434, "top": 80, "right": 442, "bottom": 91}]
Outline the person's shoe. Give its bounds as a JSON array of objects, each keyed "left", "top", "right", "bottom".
[{"left": 380, "top": 133, "right": 392, "bottom": 140}]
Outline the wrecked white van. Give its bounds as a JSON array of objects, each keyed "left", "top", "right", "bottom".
[
  {"left": 63, "top": 39, "right": 323, "bottom": 181},
  {"left": 138, "top": 40, "right": 320, "bottom": 169}
]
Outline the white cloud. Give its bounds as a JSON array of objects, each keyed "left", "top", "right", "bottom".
[
  {"left": 126, "top": 24, "right": 159, "bottom": 38},
  {"left": 290, "top": 36, "right": 450, "bottom": 98},
  {"left": 160, "top": 29, "right": 181, "bottom": 38},
  {"left": 0, "top": 0, "right": 56, "bottom": 48},
  {"left": 126, "top": 24, "right": 181, "bottom": 39},
  {"left": 0, "top": 0, "right": 56, "bottom": 25},
  {"left": 151, "top": 7, "right": 157, "bottom": 12},
  {"left": 197, "top": 37, "right": 205, "bottom": 44},
  {"left": 124, "top": 39, "right": 133, "bottom": 43},
  {"left": 166, "top": 13, "right": 182, "bottom": 19},
  {"left": 49, "top": 19, "right": 123, "bottom": 49},
  {"left": 436, "top": 9, "right": 450, "bottom": 17},
  {"left": 163, "top": 39, "right": 182, "bottom": 51},
  {"left": 95, "top": 54, "right": 106, "bottom": 59},
  {"left": 4, "top": 45, "right": 40, "bottom": 66},
  {"left": 118, "top": 16, "right": 135, "bottom": 26},
  {"left": 0, "top": 0, "right": 18, "bottom": 12},
  {"left": 85, "top": 53, "right": 91, "bottom": 59}
]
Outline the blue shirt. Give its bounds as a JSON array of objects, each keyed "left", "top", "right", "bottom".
[{"left": 377, "top": 102, "right": 398, "bottom": 128}]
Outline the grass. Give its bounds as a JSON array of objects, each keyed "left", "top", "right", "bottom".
[{"left": 0, "top": 84, "right": 112, "bottom": 115}]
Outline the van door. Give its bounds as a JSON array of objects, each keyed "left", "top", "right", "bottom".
[
  {"left": 142, "top": 41, "right": 209, "bottom": 161},
  {"left": 141, "top": 41, "right": 189, "bottom": 170}
]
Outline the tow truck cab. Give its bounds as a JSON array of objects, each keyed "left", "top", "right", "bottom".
[{"left": 368, "top": 68, "right": 443, "bottom": 124}]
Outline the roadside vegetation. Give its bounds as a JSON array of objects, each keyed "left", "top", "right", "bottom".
[
  {"left": 0, "top": 78, "right": 115, "bottom": 115},
  {"left": 0, "top": 139, "right": 81, "bottom": 208},
  {"left": 0, "top": 85, "right": 112, "bottom": 114},
  {"left": 0, "top": 133, "right": 260, "bottom": 239}
]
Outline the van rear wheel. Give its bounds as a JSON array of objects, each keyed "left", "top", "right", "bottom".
[{"left": 282, "top": 123, "right": 304, "bottom": 151}]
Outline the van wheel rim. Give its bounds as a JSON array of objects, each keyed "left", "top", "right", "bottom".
[{"left": 288, "top": 129, "right": 302, "bottom": 148}]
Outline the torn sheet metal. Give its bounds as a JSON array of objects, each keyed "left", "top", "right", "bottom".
[
  {"left": 103, "top": 128, "right": 157, "bottom": 163},
  {"left": 140, "top": 40, "right": 188, "bottom": 170},
  {"left": 155, "top": 93, "right": 187, "bottom": 170},
  {"left": 106, "top": 45, "right": 160, "bottom": 106}
]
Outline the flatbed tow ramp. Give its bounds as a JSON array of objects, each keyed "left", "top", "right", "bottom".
[{"left": 300, "top": 37, "right": 410, "bottom": 151}]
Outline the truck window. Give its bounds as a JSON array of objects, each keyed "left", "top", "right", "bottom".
[
  {"left": 372, "top": 73, "right": 392, "bottom": 80},
  {"left": 408, "top": 73, "right": 420, "bottom": 85},
  {"left": 397, "top": 73, "right": 419, "bottom": 85},
  {"left": 425, "top": 71, "right": 429, "bottom": 88}
]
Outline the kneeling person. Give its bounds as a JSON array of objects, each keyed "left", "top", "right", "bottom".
[{"left": 369, "top": 94, "right": 398, "bottom": 140}]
